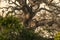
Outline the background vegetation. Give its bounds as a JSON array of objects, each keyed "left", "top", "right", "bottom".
[
  {"left": 0, "top": 0, "right": 60, "bottom": 40},
  {"left": 0, "top": 16, "right": 53, "bottom": 40}
]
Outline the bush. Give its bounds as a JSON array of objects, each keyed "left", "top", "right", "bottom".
[
  {"left": 0, "top": 16, "right": 53, "bottom": 40},
  {"left": 0, "top": 16, "right": 22, "bottom": 40}
]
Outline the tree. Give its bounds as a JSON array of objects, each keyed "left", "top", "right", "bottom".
[
  {"left": 0, "top": 0, "right": 60, "bottom": 29},
  {"left": 0, "top": 0, "right": 60, "bottom": 39}
]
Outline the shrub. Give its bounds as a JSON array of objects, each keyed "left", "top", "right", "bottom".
[{"left": 0, "top": 16, "right": 53, "bottom": 40}]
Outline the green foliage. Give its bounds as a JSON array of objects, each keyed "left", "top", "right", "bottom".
[
  {"left": 0, "top": 16, "right": 21, "bottom": 28},
  {"left": 0, "top": 16, "right": 53, "bottom": 40},
  {"left": 18, "top": 28, "right": 48, "bottom": 40},
  {"left": 0, "top": 16, "right": 22, "bottom": 40},
  {"left": 54, "top": 32, "right": 60, "bottom": 40}
]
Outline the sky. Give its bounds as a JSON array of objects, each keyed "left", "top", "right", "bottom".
[
  {"left": 0, "top": 0, "right": 59, "bottom": 17},
  {"left": 0, "top": 0, "right": 59, "bottom": 7}
]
